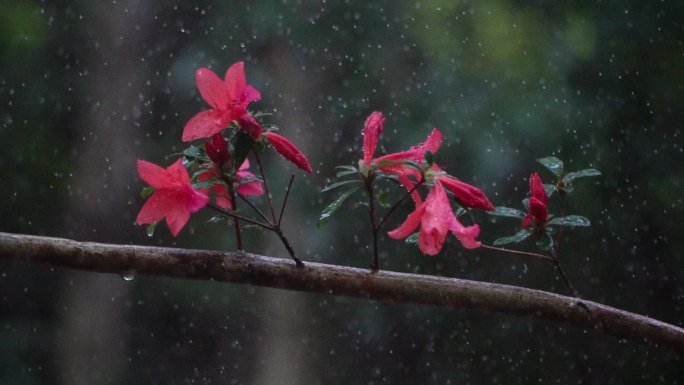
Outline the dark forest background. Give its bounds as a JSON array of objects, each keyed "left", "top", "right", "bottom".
[{"left": 1, "top": 1, "right": 682, "bottom": 383}]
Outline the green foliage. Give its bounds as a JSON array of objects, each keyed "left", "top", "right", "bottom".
[
  {"left": 317, "top": 187, "right": 359, "bottom": 228},
  {"left": 547, "top": 215, "right": 591, "bottom": 227},
  {"left": 537, "top": 156, "right": 564, "bottom": 179},
  {"left": 489, "top": 206, "right": 525, "bottom": 219},
  {"left": 494, "top": 229, "right": 532, "bottom": 245}
]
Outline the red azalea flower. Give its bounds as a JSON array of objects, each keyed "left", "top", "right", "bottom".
[
  {"left": 361, "top": 111, "right": 386, "bottom": 166},
  {"left": 387, "top": 180, "right": 481, "bottom": 255},
  {"left": 198, "top": 159, "right": 263, "bottom": 209},
  {"left": 264, "top": 131, "right": 313, "bottom": 173},
  {"left": 438, "top": 174, "right": 495, "bottom": 211},
  {"left": 205, "top": 133, "right": 230, "bottom": 168},
  {"left": 182, "top": 62, "right": 263, "bottom": 142},
  {"left": 522, "top": 172, "right": 548, "bottom": 228},
  {"left": 136, "top": 159, "right": 209, "bottom": 236},
  {"left": 375, "top": 128, "right": 443, "bottom": 174}
]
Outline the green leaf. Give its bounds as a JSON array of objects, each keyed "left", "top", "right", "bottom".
[
  {"left": 543, "top": 183, "right": 556, "bottom": 198},
  {"left": 233, "top": 132, "right": 253, "bottom": 171},
  {"left": 562, "top": 169, "right": 601, "bottom": 184},
  {"left": 547, "top": 215, "right": 591, "bottom": 227},
  {"left": 146, "top": 223, "right": 157, "bottom": 237},
  {"left": 193, "top": 178, "right": 224, "bottom": 190},
  {"left": 522, "top": 198, "right": 530, "bottom": 211},
  {"left": 207, "top": 216, "right": 227, "bottom": 223},
  {"left": 536, "top": 230, "right": 555, "bottom": 252},
  {"left": 488, "top": 206, "right": 525, "bottom": 219},
  {"left": 455, "top": 207, "right": 467, "bottom": 217},
  {"left": 321, "top": 179, "right": 359, "bottom": 193},
  {"left": 140, "top": 186, "right": 155, "bottom": 199},
  {"left": 377, "top": 190, "right": 391, "bottom": 208},
  {"left": 405, "top": 232, "right": 420, "bottom": 245},
  {"left": 336, "top": 170, "right": 358, "bottom": 178},
  {"left": 537, "top": 156, "right": 564, "bottom": 178},
  {"left": 335, "top": 165, "right": 358, "bottom": 171},
  {"left": 317, "top": 187, "right": 359, "bottom": 228},
  {"left": 183, "top": 145, "right": 208, "bottom": 161},
  {"left": 424, "top": 150, "right": 434, "bottom": 167},
  {"left": 493, "top": 229, "right": 532, "bottom": 245}
]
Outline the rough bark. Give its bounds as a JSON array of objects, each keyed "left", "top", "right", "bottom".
[{"left": 1, "top": 232, "right": 682, "bottom": 353}]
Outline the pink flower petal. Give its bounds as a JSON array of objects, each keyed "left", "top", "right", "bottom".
[
  {"left": 440, "top": 175, "right": 495, "bottom": 211},
  {"left": 421, "top": 128, "right": 443, "bottom": 154},
  {"left": 244, "top": 85, "right": 261, "bottom": 103},
  {"left": 205, "top": 133, "right": 230, "bottom": 167},
  {"left": 418, "top": 182, "right": 451, "bottom": 255},
  {"left": 136, "top": 190, "right": 176, "bottom": 225},
  {"left": 362, "top": 111, "right": 385, "bottom": 165},
  {"left": 182, "top": 109, "right": 230, "bottom": 142},
  {"left": 265, "top": 132, "right": 313, "bottom": 173},
  {"left": 529, "top": 172, "right": 547, "bottom": 205},
  {"left": 165, "top": 205, "right": 191, "bottom": 237},
  {"left": 166, "top": 158, "right": 191, "bottom": 186},
  {"left": 450, "top": 223, "right": 481, "bottom": 249},
  {"left": 195, "top": 68, "right": 228, "bottom": 110},
  {"left": 224, "top": 62, "right": 246, "bottom": 102},
  {"left": 237, "top": 113, "right": 263, "bottom": 138},
  {"left": 186, "top": 186, "right": 210, "bottom": 213},
  {"left": 137, "top": 160, "right": 171, "bottom": 189},
  {"left": 387, "top": 204, "right": 425, "bottom": 240}
]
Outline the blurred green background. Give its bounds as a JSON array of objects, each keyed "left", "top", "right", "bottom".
[{"left": 1, "top": 0, "right": 682, "bottom": 383}]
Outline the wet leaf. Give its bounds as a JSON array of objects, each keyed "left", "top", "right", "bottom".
[
  {"left": 547, "top": 215, "right": 591, "bottom": 227},
  {"left": 405, "top": 232, "right": 419, "bottom": 245},
  {"left": 140, "top": 186, "right": 155, "bottom": 199},
  {"left": 321, "top": 179, "right": 359, "bottom": 193},
  {"left": 488, "top": 206, "right": 525, "bottom": 219},
  {"left": 233, "top": 132, "right": 253, "bottom": 171},
  {"left": 493, "top": 229, "right": 532, "bottom": 245},
  {"left": 317, "top": 187, "right": 359, "bottom": 228},
  {"left": 537, "top": 156, "right": 564, "bottom": 178},
  {"left": 536, "top": 230, "right": 555, "bottom": 252},
  {"left": 377, "top": 190, "right": 391, "bottom": 208},
  {"left": 424, "top": 150, "right": 434, "bottom": 167},
  {"left": 183, "top": 145, "right": 208, "bottom": 161},
  {"left": 543, "top": 183, "right": 556, "bottom": 197},
  {"left": 563, "top": 169, "right": 601, "bottom": 184},
  {"left": 146, "top": 223, "right": 157, "bottom": 237}
]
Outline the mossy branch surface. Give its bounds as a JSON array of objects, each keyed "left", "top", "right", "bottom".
[{"left": 0, "top": 232, "right": 682, "bottom": 353}]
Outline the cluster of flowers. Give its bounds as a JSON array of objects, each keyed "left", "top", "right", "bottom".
[
  {"left": 136, "top": 62, "right": 311, "bottom": 236},
  {"left": 357, "top": 111, "right": 495, "bottom": 255},
  {"left": 136, "top": 61, "right": 597, "bottom": 275}
]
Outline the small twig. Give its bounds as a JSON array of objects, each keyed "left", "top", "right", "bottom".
[
  {"left": 277, "top": 174, "right": 295, "bottom": 227},
  {"left": 481, "top": 244, "right": 555, "bottom": 263},
  {"left": 550, "top": 248, "right": 580, "bottom": 299},
  {"left": 363, "top": 174, "right": 380, "bottom": 272},
  {"left": 376, "top": 178, "right": 424, "bottom": 230},
  {"left": 252, "top": 148, "right": 277, "bottom": 222},
  {"left": 237, "top": 193, "right": 273, "bottom": 226},
  {"left": 226, "top": 181, "right": 243, "bottom": 250},
  {"left": 208, "top": 204, "right": 272, "bottom": 231}
]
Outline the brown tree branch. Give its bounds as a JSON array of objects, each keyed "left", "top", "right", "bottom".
[{"left": 0, "top": 232, "right": 682, "bottom": 353}]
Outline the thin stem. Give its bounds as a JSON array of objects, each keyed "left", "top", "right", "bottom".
[
  {"left": 550, "top": 248, "right": 580, "bottom": 299},
  {"left": 376, "top": 178, "right": 424, "bottom": 230},
  {"left": 363, "top": 175, "right": 380, "bottom": 271},
  {"left": 237, "top": 193, "right": 273, "bottom": 226},
  {"left": 277, "top": 175, "right": 295, "bottom": 227},
  {"left": 208, "top": 204, "right": 273, "bottom": 231},
  {"left": 481, "top": 244, "right": 555, "bottom": 263},
  {"left": 252, "top": 149, "right": 277, "bottom": 222},
  {"left": 226, "top": 180, "right": 243, "bottom": 250},
  {"left": 274, "top": 227, "right": 304, "bottom": 268}
]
